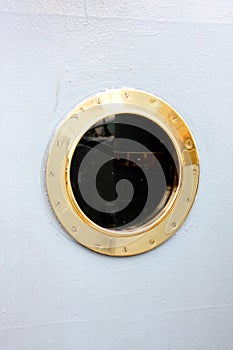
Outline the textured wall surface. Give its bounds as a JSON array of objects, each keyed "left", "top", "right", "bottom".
[{"left": 0, "top": 1, "right": 233, "bottom": 349}]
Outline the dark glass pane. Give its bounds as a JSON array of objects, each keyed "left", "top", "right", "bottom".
[{"left": 70, "top": 113, "right": 179, "bottom": 231}]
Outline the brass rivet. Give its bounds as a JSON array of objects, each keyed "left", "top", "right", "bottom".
[
  {"left": 71, "top": 225, "right": 78, "bottom": 233},
  {"left": 71, "top": 114, "right": 78, "bottom": 120},
  {"left": 185, "top": 138, "right": 193, "bottom": 150},
  {"left": 192, "top": 168, "right": 197, "bottom": 175},
  {"left": 149, "top": 239, "right": 155, "bottom": 246},
  {"left": 150, "top": 98, "right": 156, "bottom": 106},
  {"left": 171, "top": 222, "right": 177, "bottom": 228},
  {"left": 55, "top": 201, "right": 61, "bottom": 208}
]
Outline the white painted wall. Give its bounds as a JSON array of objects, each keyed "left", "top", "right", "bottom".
[{"left": 0, "top": 1, "right": 233, "bottom": 349}]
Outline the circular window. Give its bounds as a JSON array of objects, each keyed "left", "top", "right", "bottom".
[
  {"left": 45, "top": 88, "right": 199, "bottom": 256},
  {"left": 69, "top": 113, "right": 179, "bottom": 231}
]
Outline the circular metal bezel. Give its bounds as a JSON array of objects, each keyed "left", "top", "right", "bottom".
[{"left": 46, "top": 88, "right": 199, "bottom": 256}]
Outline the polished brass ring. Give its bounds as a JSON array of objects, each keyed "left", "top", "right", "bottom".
[{"left": 45, "top": 88, "right": 199, "bottom": 256}]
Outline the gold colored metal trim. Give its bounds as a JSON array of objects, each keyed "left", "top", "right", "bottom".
[{"left": 46, "top": 88, "right": 199, "bottom": 256}]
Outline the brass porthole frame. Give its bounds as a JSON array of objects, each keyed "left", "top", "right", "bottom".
[{"left": 45, "top": 88, "right": 199, "bottom": 256}]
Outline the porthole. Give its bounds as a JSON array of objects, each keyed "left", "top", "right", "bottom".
[{"left": 45, "top": 88, "right": 199, "bottom": 256}]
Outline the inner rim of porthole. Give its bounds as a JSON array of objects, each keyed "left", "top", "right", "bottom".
[{"left": 67, "top": 112, "right": 181, "bottom": 234}]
